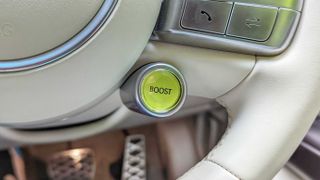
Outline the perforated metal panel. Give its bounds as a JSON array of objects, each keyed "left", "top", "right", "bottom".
[
  {"left": 47, "top": 148, "right": 95, "bottom": 180},
  {"left": 122, "top": 135, "right": 146, "bottom": 180}
]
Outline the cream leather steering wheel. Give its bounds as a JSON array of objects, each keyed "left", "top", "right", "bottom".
[
  {"left": 180, "top": 0, "right": 320, "bottom": 179},
  {"left": 0, "top": 0, "right": 319, "bottom": 179}
]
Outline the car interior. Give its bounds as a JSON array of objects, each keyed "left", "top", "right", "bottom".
[{"left": 0, "top": 0, "right": 319, "bottom": 180}]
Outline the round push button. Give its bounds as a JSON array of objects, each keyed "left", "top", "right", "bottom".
[
  {"left": 140, "top": 69, "right": 182, "bottom": 113},
  {"left": 120, "top": 63, "right": 187, "bottom": 118}
]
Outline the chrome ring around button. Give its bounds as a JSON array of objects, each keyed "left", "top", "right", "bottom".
[{"left": 121, "top": 63, "right": 187, "bottom": 118}]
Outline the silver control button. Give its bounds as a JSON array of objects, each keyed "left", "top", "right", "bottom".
[
  {"left": 181, "top": 0, "right": 233, "bottom": 34},
  {"left": 227, "top": 3, "right": 278, "bottom": 42},
  {"left": 120, "top": 63, "right": 187, "bottom": 118}
]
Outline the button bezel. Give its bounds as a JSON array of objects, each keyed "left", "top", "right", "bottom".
[
  {"left": 121, "top": 63, "right": 187, "bottom": 118},
  {"left": 181, "top": 1, "right": 233, "bottom": 34},
  {"left": 226, "top": 3, "right": 278, "bottom": 42}
]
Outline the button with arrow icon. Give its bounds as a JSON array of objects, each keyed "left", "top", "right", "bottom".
[
  {"left": 245, "top": 18, "right": 261, "bottom": 29},
  {"left": 226, "top": 3, "right": 278, "bottom": 42}
]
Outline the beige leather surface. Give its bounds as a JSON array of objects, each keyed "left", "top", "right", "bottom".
[
  {"left": 0, "top": 0, "right": 318, "bottom": 179},
  {"left": 181, "top": 0, "right": 320, "bottom": 179},
  {"left": 0, "top": 94, "right": 210, "bottom": 145},
  {"left": 0, "top": 0, "right": 103, "bottom": 60},
  {"left": 0, "top": 0, "right": 161, "bottom": 125},
  {"left": 0, "top": 40, "right": 255, "bottom": 140},
  {"left": 179, "top": 161, "right": 238, "bottom": 180}
]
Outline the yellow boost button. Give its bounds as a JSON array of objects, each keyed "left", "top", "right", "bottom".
[
  {"left": 120, "top": 63, "right": 186, "bottom": 117},
  {"left": 140, "top": 69, "right": 182, "bottom": 113}
]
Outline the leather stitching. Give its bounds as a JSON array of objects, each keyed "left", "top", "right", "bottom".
[
  {"left": 203, "top": 56, "right": 258, "bottom": 179},
  {"left": 186, "top": 57, "right": 257, "bottom": 179},
  {"left": 206, "top": 98, "right": 232, "bottom": 158},
  {"left": 177, "top": 161, "right": 204, "bottom": 179},
  {"left": 203, "top": 99, "right": 243, "bottom": 179},
  {"left": 205, "top": 158, "right": 242, "bottom": 180}
]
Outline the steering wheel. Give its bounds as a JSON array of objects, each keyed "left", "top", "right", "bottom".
[
  {"left": 179, "top": 0, "right": 320, "bottom": 179},
  {"left": 0, "top": 0, "right": 319, "bottom": 179}
]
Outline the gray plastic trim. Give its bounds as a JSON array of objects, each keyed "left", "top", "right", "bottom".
[
  {"left": 154, "top": 0, "right": 303, "bottom": 56},
  {"left": 0, "top": 0, "right": 117, "bottom": 72}
]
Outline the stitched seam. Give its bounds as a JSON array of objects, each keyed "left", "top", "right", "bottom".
[
  {"left": 205, "top": 158, "right": 242, "bottom": 180},
  {"left": 178, "top": 162, "right": 203, "bottom": 180},
  {"left": 207, "top": 99, "right": 232, "bottom": 158},
  {"left": 204, "top": 99, "right": 242, "bottom": 179},
  {"left": 180, "top": 100, "right": 241, "bottom": 180},
  {"left": 202, "top": 56, "right": 257, "bottom": 180}
]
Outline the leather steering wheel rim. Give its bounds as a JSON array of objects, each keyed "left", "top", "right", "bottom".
[
  {"left": 0, "top": 0, "right": 318, "bottom": 179},
  {"left": 180, "top": 0, "right": 320, "bottom": 179}
]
